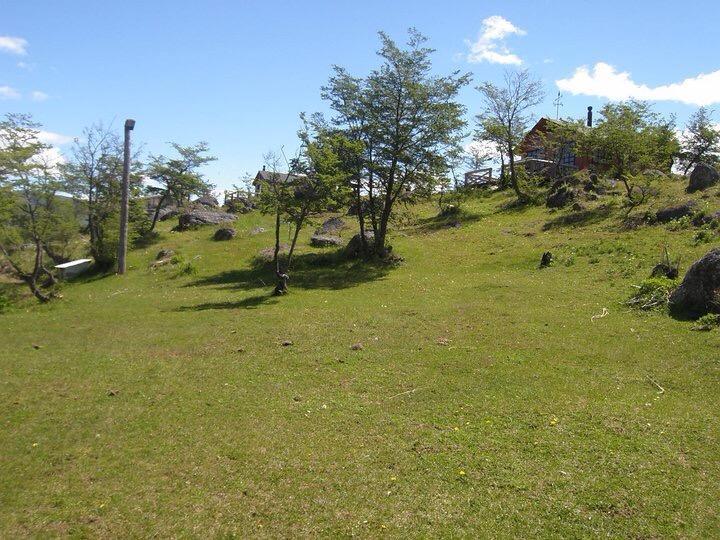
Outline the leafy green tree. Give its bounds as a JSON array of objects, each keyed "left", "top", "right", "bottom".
[
  {"left": 258, "top": 130, "right": 357, "bottom": 295},
  {"left": 321, "top": 29, "right": 470, "bottom": 258},
  {"left": 476, "top": 69, "right": 545, "bottom": 200},
  {"left": 146, "top": 142, "right": 216, "bottom": 231},
  {"left": 582, "top": 101, "right": 679, "bottom": 213},
  {"left": 679, "top": 107, "right": 720, "bottom": 175},
  {"left": 0, "top": 114, "right": 75, "bottom": 301},
  {"left": 62, "top": 122, "right": 145, "bottom": 268},
  {"left": 584, "top": 101, "right": 678, "bottom": 185}
]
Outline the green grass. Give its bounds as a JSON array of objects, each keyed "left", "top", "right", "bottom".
[{"left": 1, "top": 182, "right": 719, "bottom": 537}]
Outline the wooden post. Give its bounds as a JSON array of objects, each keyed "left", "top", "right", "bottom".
[{"left": 117, "top": 119, "right": 135, "bottom": 275}]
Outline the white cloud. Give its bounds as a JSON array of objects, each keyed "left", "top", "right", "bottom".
[
  {"left": 0, "top": 36, "right": 28, "bottom": 55},
  {"left": 37, "top": 130, "right": 74, "bottom": 146},
  {"left": 557, "top": 62, "right": 720, "bottom": 106},
  {"left": 0, "top": 85, "right": 21, "bottom": 99},
  {"left": 466, "top": 15, "right": 525, "bottom": 65},
  {"left": 31, "top": 90, "right": 49, "bottom": 102}
]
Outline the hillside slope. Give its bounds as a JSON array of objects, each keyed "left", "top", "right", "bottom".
[{"left": 1, "top": 186, "right": 719, "bottom": 537}]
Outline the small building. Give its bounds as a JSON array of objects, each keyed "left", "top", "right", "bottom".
[
  {"left": 252, "top": 166, "right": 304, "bottom": 195},
  {"left": 55, "top": 259, "right": 93, "bottom": 279},
  {"left": 519, "top": 107, "right": 594, "bottom": 176}
]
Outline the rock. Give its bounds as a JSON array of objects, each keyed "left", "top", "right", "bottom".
[
  {"left": 196, "top": 194, "right": 220, "bottom": 208},
  {"left": 281, "top": 340, "right": 293, "bottom": 347},
  {"left": 651, "top": 263, "right": 679, "bottom": 280},
  {"left": 157, "top": 206, "right": 179, "bottom": 221},
  {"left": 257, "top": 244, "right": 289, "bottom": 262},
  {"left": 350, "top": 343, "right": 363, "bottom": 351},
  {"left": 32, "top": 344, "right": 42, "bottom": 350},
  {"left": 249, "top": 226, "right": 266, "bottom": 235},
  {"left": 226, "top": 195, "right": 256, "bottom": 214},
  {"left": 156, "top": 249, "right": 175, "bottom": 261},
  {"left": 539, "top": 251, "right": 553, "bottom": 268},
  {"left": 213, "top": 227, "right": 236, "bottom": 241},
  {"left": 692, "top": 210, "right": 720, "bottom": 227},
  {"left": 655, "top": 201, "right": 697, "bottom": 223},
  {"left": 316, "top": 217, "right": 346, "bottom": 235},
  {"left": 310, "top": 234, "right": 343, "bottom": 247},
  {"left": 546, "top": 177, "right": 578, "bottom": 208},
  {"left": 177, "top": 209, "right": 236, "bottom": 230},
  {"left": 687, "top": 164, "right": 719, "bottom": 193},
  {"left": 345, "top": 231, "right": 375, "bottom": 258},
  {"left": 669, "top": 248, "right": 720, "bottom": 318}
]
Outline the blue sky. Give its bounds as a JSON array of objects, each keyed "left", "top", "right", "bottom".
[{"left": 2, "top": 0, "right": 719, "bottom": 190}]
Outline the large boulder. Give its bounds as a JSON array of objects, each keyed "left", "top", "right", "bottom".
[
  {"left": 226, "top": 195, "right": 256, "bottom": 214},
  {"left": 157, "top": 206, "right": 179, "bottom": 221},
  {"left": 213, "top": 227, "right": 236, "bottom": 241},
  {"left": 655, "top": 201, "right": 697, "bottom": 223},
  {"left": 316, "top": 217, "right": 346, "bottom": 235},
  {"left": 310, "top": 234, "right": 343, "bottom": 247},
  {"left": 344, "top": 231, "right": 375, "bottom": 258},
  {"left": 687, "top": 164, "right": 719, "bottom": 193},
  {"left": 546, "top": 177, "right": 578, "bottom": 208},
  {"left": 178, "top": 209, "right": 236, "bottom": 230},
  {"left": 669, "top": 248, "right": 720, "bottom": 318},
  {"left": 196, "top": 194, "right": 220, "bottom": 208}
]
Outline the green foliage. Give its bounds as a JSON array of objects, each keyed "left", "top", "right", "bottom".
[
  {"left": 475, "top": 69, "right": 545, "bottom": 199},
  {"left": 146, "top": 142, "right": 216, "bottom": 230},
  {"left": 626, "top": 276, "right": 677, "bottom": 311},
  {"left": 0, "top": 287, "right": 10, "bottom": 313},
  {"left": 581, "top": 101, "right": 680, "bottom": 180},
  {"left": 693, "top": 228, "right": 716, "bottom": 245},
  {"left": 679, "top": 107, "right": 720, "bottom": 175},
  {"left": 321, "top": 29, "right": 471, "bottom": 255},
  {"left": 692, "top": 313, "right": 720, "bottom": 331}
]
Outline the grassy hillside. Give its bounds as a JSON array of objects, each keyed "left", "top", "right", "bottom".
[{"left": 1, "top": 179, "right": 719, "bottom": 537}]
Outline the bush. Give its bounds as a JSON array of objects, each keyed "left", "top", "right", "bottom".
[
  {"left": 170, "top": 254, "right": 198, "bottom": 277},
  {"left": 0, "top": 288, "right": 10, "bottom": 313},
  {"left": 626, "top": 277, "right": 677, "bottom": 311},
  {"left": 693, "top": 229, "right": 716, "bottom": 245},
  {"left": 692, "top": 313, "right": 720, "bottom": 331}
]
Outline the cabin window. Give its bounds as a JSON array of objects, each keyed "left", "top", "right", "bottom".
[{"left": 526, "top": 148, "right": 542, "bottom": 158}]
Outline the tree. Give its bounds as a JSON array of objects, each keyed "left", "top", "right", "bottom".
[
  {"left": 258, "top": 129, "right": 357, "bottom": 295},
  {"left": 679, "top": 107, "right": 720, "bottom": 175},
  {"left": 145, "top": 142, "right": 216, "bottom": 231},
  {"left": 0, "top": 114, "right": 74, "bottom": 302},
  {"left": 476, "top": 69, "right": 544, "bottom": 200},
  {"left": 322, "top": 29, "right": 470, "bottom": 258},
  {"left": 583, "top": 101, "right": 680, "bottom": 213},
  {"left": 62, "top": 123, "right": 144, "bottom": 268}
]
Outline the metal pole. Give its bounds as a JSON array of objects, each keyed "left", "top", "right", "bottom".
[{"left": 117, "top": 119, "right": 135, "bottom": 274}]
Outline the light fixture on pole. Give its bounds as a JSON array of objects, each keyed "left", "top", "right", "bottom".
[{"left": 117, "top": 118, "right": 135, "bottom": 275}]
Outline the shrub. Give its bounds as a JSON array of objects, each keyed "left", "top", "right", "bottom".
[
  {"left": 626, "top": 277, "right": 677, "bottom": 311},
  {"left": 693, "top": 229, "right": 716, "bottom": 245},
  {"left": 170, "top": 254, "right": 198, "bottom": 277},
  {"left": 692, "top": 313, "right": 720, "bottom": 331},
  {"left": 667, "top": 215, "right": 693, "bottom": 231},
  {"left": 0, "top": 288, "right": 10, "bottom": 313}
]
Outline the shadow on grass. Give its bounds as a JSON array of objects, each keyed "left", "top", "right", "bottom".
[
  {"left": 414, "top": 210, "right": 484, "bottom": 233},
  {"left": 542, "top": 205, "right": 613, "bottom": 231},
  {"left": 176, "top": 293, "right": 276, "bottom": 311},
  {"left": 177, "top": 250, "right": 393, "bottom": 310}
]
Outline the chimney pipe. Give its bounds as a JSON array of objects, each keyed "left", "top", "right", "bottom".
[
  {"left": 587, "top": 106, "right": 593, "bottom": 127},
  {"left": 262, "top": 165, "right": 266, "bottom": 171}
]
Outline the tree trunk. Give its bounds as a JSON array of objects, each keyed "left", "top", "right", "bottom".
[
  {"left": 149, "top": 191, "right": 168, "bottom": 232},
  {"left": 508, "top": 145, "right": 523, "bottom": 200},
  {"left": 355, "top": 181, "right": 369, "bottom": 256}
]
